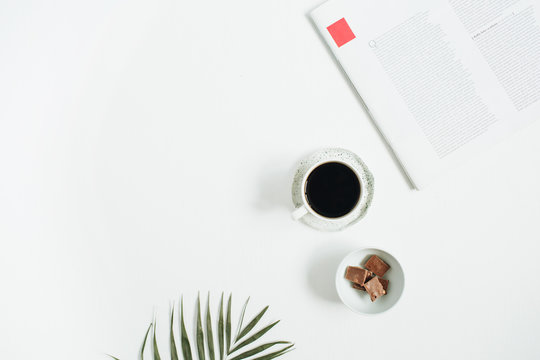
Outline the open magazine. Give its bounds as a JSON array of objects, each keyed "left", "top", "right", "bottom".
[{"left": 311, "top": 0, "right": 540, "bottom": 189}]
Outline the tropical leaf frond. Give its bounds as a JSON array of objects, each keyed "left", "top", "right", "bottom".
[
  {"left": 180, "top": 297, "right": 193, "bottom": 360},
  {"left": 170, "top": 307, "right": 179, "bottom": 360},
  {"left": 229, "top": 321, "right": 280, "bottom": 354},
  {"left": 218, "top": 293, "right": 225, "bottom": 360},
  {"left": 206, "top": 293, "right": 216, "bottom": 360},
  {"left": 196, "top": 294, "right": 206, "bottom": 360},
  {"left": 140, "top": 323, "right": 153, "bottom": 360},
  {"left": 235, "top": 305, "right": 268, "bottom": 342},
  {"left": 152, "top": 320, "right": 161, "bottom": 360},
  {"left": 110, "top": 293, "right": 292, "bottom": 360}
]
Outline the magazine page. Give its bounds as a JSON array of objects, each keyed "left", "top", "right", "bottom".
[{"left": 311, "top": 0, "right": 540, "bottom": 188}]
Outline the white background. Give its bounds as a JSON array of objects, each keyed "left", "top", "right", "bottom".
[{"left": 1, "top": 0, "right": 540, "bottom": 359}]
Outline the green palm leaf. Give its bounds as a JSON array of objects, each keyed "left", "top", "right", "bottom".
[
  {"left": 153, "top": 320, "right": 161, "bottom": 360},
  {"left": 229, "top": 321, "right": 280, "bottom": 354},
  {"left": 235, "top": 297, "right": 250, "bottom": 342},
  {"left": 225, "top": 294, "right": 232, "bottom": 353},
  {"left": 235, "top": 306, "right": 268, "bottom": 342},
  {"left": 250, "top": 344, "right": 294, "bottom": 360},
  {"left": 206, "top": 293, "right": 215, "bottom": 360},
  {"left": 111, "top": 293, "right": 293, "bottom": 360},
  {"left": 140, "top": 323, "right": 153, "bottom": 360},
  {"left": 196, "top": 294, "right": 206, "bottom": 360},
  {"left": 218, "top": 293, "right": 224, "bottom": 360},
  {"left": 180, "top": 297, "right": 193, "bottom": 360},
  {"left": 228, "top": 342, "right": 290, "bottom": 360},
  {"left": 170, "top": 308, "right": 179, "bottom": 360}
]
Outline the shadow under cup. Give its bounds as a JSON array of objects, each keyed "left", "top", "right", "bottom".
[{"left": 304, "top": 161, "right": 361, "bottom": 219}]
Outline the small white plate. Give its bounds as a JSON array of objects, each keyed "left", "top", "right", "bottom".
[{"left": 336, "top": 248, "right": 405, "bottom": 315}]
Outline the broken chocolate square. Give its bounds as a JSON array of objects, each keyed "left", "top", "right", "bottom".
[
  {"left": 352, "top": 283, "right": 366, "bottom": 291},
  {"left": 364, "top": 255, "right": 390, "bottom": 277},
  {"left": 366, "top": 271, "right": 374, "bottom": 282},
  {"left": 377, "top": 277, "right": 389, "bottom": 292},
  {"left": 364, "top": 277, "right": 386, "bottom": 302},
  {"left": 345, "top": 266, "right": 370, "bottom": 286}
]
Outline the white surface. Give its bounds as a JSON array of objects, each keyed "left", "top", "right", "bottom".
[
  {"left": 336, "top": 248, "right": 404, "bottom": 315},
  {"left": 0, "top": 0, "right": 539, "bottom": 359}
]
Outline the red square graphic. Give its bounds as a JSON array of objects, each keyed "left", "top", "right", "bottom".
[{"left": 327, "top": 18, "right": 355, "bottom": 48}]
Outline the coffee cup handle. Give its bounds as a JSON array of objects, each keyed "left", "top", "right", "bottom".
[{"left": 291, "top": 205, "right": 309, "bottom": 221}]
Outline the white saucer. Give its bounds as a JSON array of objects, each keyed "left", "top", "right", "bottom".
[
  {"left": 291, "top": 148, "right": 374, "bottom": 231},
  {"left": 336, "top": 248, "right": 405, "bottom": 315}
]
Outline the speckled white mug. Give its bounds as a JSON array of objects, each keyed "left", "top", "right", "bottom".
[{"left": 291, "top": 148, "right": 374, "bottom": 231}]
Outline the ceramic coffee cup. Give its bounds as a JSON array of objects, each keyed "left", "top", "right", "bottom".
[{"left": 291, "top": 148, "right": 374, "bottom": 231}]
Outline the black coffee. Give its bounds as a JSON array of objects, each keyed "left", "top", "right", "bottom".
[{"left": 305, "top": 162, "right": 361, "bottom": 218}]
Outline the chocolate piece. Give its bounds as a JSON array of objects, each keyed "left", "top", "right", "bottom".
[
  {"left": 366, "top": 271, "right": 374, "bottom": 282},
  {"left": 355, "top": 277, "right": 388, "bottom": 292},
  {"left": 364, "top": 255, "right": 390, "bottom": 277},
  {"left": 364, "top": 277, "right": 386, "bottom": 302},
  {"left": 352, "top": 283, "right": 366, "bottom": 291},
  {"left": 377, "top": 277, "right": 389, "bottom": 291},
  {"left": 345, "top": 266, "right": 369, "bottom": 286}
]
